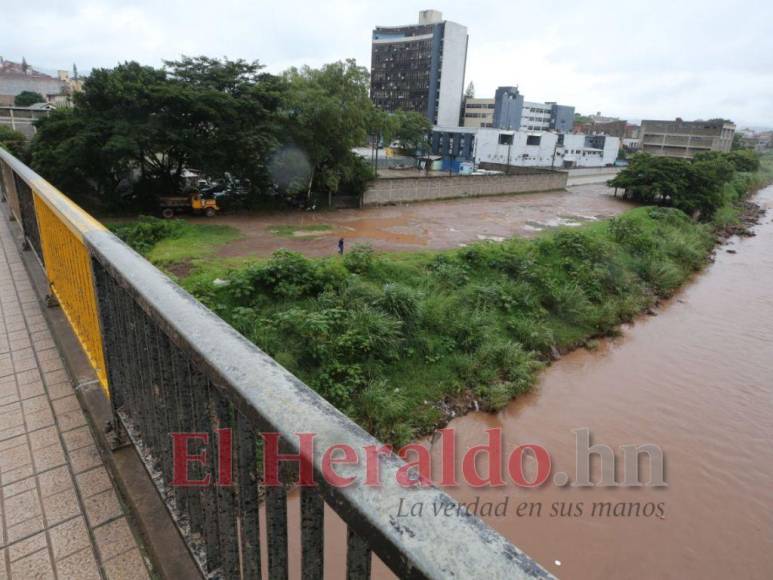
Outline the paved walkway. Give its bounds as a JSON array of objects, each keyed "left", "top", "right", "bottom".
[{"left": 0, "top": 213, "right": 152, "bottom": 579}]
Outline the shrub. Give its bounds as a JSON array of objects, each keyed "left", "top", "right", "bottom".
[
  {"left": 343, "top": 243, "right": 376, "bottom": 273},
  {"left": 507, "top": 316, "right": 555, "bottom": 354},
  {"left": 378, "top": 283, "right": 419, "bottom": 322},
  {"left": 551, "top": 230, "right": 609, "bottom": 263},
  {"left": 358, "top": 379, "right": 413, "bottom": 445},
  {"left": 427, "top": 256, "right": 470, "bottom": 288},
  {"left": 332, "top": 278, "right": 384, "bottom": 308},
  {"left": 471, "top": 341, "right": 540, "bottom": 409},
  {"left": 110, "top": 216, "right": 188, "bottom": 254},
  {"left": 545, "top": 281, "right": 592, "bottom": 323},
  {"left": 641, "top": 258, "right": 684, "bottom": 295},
  {"left": 608, "top": 215, "right": 654, "bottom": 255},
  {"left": 255, "top": 250, "right": 323, "bottom": 298}
]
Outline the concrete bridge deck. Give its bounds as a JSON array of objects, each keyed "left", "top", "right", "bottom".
[{"left": 0, "top": 215, "right": 151, "bottom": 580}]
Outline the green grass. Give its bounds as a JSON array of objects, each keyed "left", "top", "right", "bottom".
[
  {"left": 147, "top": 224, "right": 240, "bottom": 264},
  {"left": 111, "top": 163, "right": 772, "bottom": 446},
  {"left": 268, "top": 224, "right": 333, "bottom": 237},
  {"left": 108, "top": 217, "right": 241, "bottom": 271}
]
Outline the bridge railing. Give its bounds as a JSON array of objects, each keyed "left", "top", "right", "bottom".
[{"left": 0, "top": 148, "right": 552, "bottom": 580}]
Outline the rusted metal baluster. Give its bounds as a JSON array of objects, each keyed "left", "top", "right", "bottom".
[
  {"left": 189, "top": 363, "right": 221, "bottom": 574},
  {"left": 147, "top": 321, "right": 174, "bottom": 488},
  {"left": 301, "top": 486, "right": 324, "bottom": 579},
  {"left": 346, "top": 527, "right": 372, "bottom": 580},
  {"left": 176, "top": 358, "right": 204, "bottom": 540},
  {"left": 210, "top": 385, "right": 239, "bottom": 578},
  {"left": 265, "top": 442, "right": 289, "bottom": 580},
  {"left": 235, "top": 413, "right": 261, "bottom": 579},
  {"left": 90, "top": 262, "right": 126, "bottom": 438}
]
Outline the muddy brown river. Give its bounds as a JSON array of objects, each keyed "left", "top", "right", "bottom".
[{"left": 273, "top": 186, "right": 773, "bottom": 579}]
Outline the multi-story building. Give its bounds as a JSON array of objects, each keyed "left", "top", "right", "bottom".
[
  {"left": 520, "top": 101, "right": 553, "bottom": 131},
  {"left": 462, "top": 97, "right": 495, "bottom": 128},
  {"left": 370, "top": 10, "right": 468, "bottom": 127},
  {"left": 462, "top": 86, "right": 574, "bottom": 132},
  {"left": 640, "top": 119, "right": 735, "bottom": 158},
  {"left": 492, "top": 86, "right": 524, "bottom": 130},
  {"left": 0, "top": 58, "right": 80, "bottom": 106}
]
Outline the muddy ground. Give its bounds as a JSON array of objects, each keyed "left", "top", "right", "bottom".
[{"left": 208, "top": 182, "right": 632, "bottom": 259}]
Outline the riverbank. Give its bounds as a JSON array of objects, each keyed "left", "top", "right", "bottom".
[
  {"left": 427, "top": 182, "right": 773, "bottom": 579},
  {"left": 110, "top": 157, "right": 772, "bottom": 446}
]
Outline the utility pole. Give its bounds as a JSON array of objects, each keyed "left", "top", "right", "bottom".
[
  {"left": 506, "top": 141, "right": 512, "bottom": 175},
  {"left": 373, "top": 130, "right": 380, "bottom": 177}
]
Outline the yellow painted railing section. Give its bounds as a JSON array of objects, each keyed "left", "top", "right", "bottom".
[
  {"left": 32, "top": 192, "right": 108, "bottom": 390},
  {"left": 0, "top": 151, "right": 109, "bottom": 395}
]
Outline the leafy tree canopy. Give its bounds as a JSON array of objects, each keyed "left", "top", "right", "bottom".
[
  {"left": 391, "top": 110, "right": 432, "bottom": 154},
  {"left": 280, "top": 59, "right": 375, "bottom": 197},
  {"left": 608, "top": 151, "right": 755, "bottom": 219},
  {"left": 31, "top": 58, "right": 284, "bottom": 210},
  {"left": 30, "top": 56, "right": 381, "bottom": 210},
  {"left": 14, "top": 91, "right": 45, "bottom": 107}
]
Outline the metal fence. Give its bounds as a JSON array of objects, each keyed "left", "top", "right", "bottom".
[{"left": 0, "top": 148, "right": 553, "bottom": 580}]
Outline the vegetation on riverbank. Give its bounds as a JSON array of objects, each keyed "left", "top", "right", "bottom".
[
  {"left": 109, "top": 218, "right": 240, "bottom": 266},
  {"left": 609, "top": 149, "right": 764, "bottom": 220},
  {"left": 111, "top": 155, "right": 772, "bottom": 446}
]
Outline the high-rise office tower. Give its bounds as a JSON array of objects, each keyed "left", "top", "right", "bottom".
[{"left": 370, "top": 10, "right": 468, "bottom": 127}]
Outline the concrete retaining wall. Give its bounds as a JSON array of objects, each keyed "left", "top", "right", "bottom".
[
  {"left": 566, "top": 167, "right": 619, "bottom": 177},
  {"left": 363, "top": 170, "right": 568, "bottom": 206}
]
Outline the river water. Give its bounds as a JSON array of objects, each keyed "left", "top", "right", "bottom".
[{"left": 281, "top": 186, "right": 773, "bottom": 579}]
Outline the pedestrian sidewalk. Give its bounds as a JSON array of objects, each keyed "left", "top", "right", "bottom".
[{"left": 0, "top": 213, "right": 152, "bottom": 580}]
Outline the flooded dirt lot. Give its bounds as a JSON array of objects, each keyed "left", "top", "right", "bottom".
[{"left": 214, "top": 182, "right": 632, "bottom": 259}]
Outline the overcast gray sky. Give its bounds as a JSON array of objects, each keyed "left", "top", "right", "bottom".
[{"left": 2, "top": 0, "right": 772, "bottom": 127}]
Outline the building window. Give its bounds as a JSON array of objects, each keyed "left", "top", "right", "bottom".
[
  {"left": 498, "top": 134, "right": 514, "bottom": 145},
  {"left": 526, "top": 135, "right": 541, "bottom": 146}
]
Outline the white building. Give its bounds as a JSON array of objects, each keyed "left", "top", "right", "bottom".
[
  {"left": 520, "top": 102, "right": 553, "bottom": 131},
  {"left": 474, "top": 129, "right": 560, "bottom": 167},
  {"left": 559, "top": 134, "right": 619, "bottom": 168},
  {"left": 466, "top": 129, "right": 620, "bottom": 169}
]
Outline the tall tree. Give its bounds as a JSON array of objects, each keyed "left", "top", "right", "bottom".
[
  {"left": 164, "top": 56, "right": 284, "bottom": 193},
  {"left": 464, "top": 81, "right": 475, "bottom": 99},
  {"left": 281, "top": 59, "right": 374, "bottom": 198},
  {"left": 392, "top": 110, "right": 432, "bottom": 155},
  {"left": 31, "top": 58, "right": 284, "bottom": 210}
]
